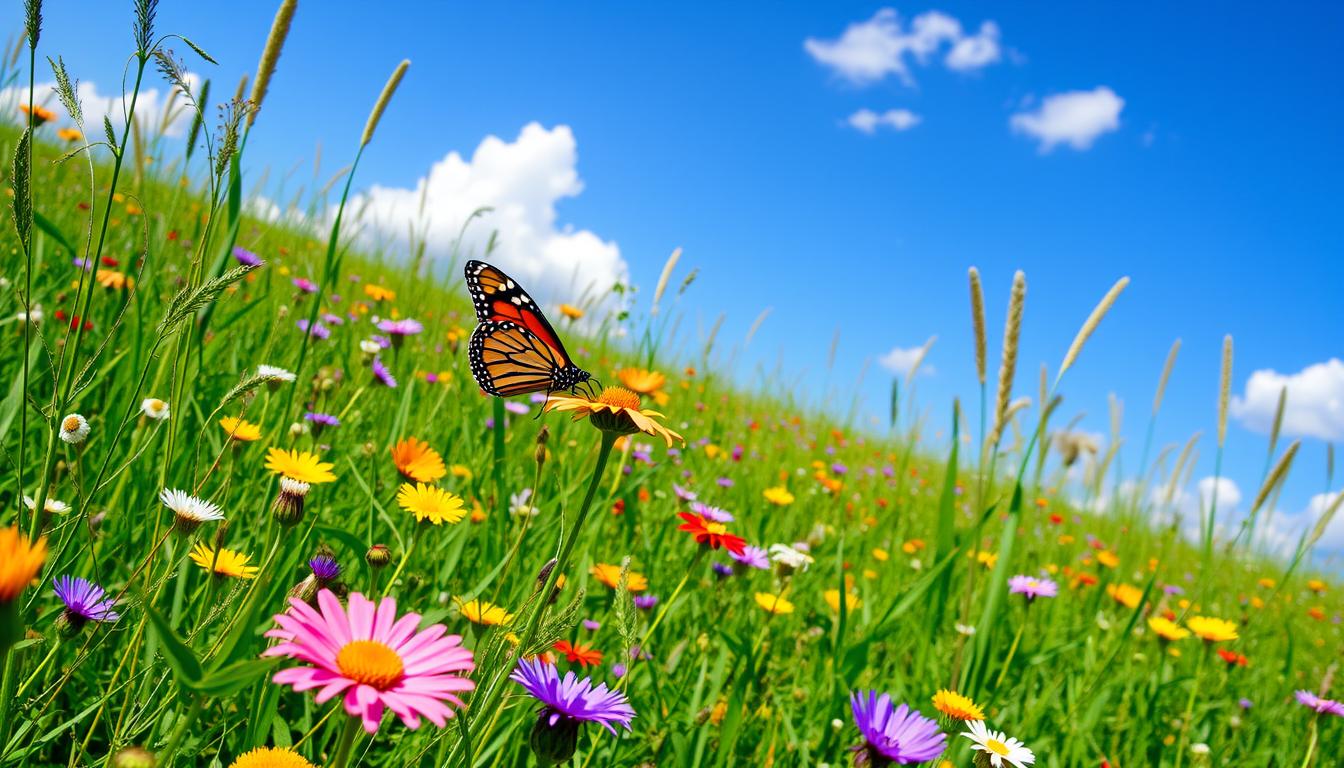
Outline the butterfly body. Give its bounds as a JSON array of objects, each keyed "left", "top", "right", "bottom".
[{"left": 465, "top": 260, "right": 592, "bottom": 397}]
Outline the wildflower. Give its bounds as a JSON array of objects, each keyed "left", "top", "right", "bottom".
[
  {"left": 140, "top": 398, "right": 170, "bottom": 421},
  {"left": 372, "top": 356, "right": 398, "bottom": 387},
  {"left": 359, "top": 338, "right": 382, "bottom": 355},
  {"left": 545, "top": 387, "right": 682, "bottom": 446},
  {"left": 633, "top": 595, "right": 658, "bottom": 610},
  {"left": 257, "top": 364, "right": 297, "bottom": 384},
  {"left": 397, "top": 483, "right": 466, "bottom": 525},
  {"left": 22, "top": 495, "right": 70, "bottom": 517},
  {"left": 226, "top": 747, "right": 317, "bottom": 768},
  {"left": 160, "top": 488, "right": 225, "bottom": 534},
  {"left": 363, "top": 284, "right": 395, "bottom": 302},
  {"left": 1294, "top": 690, "right": 1344, "bottom": 716},
  {"left": 510, "top": 488, "right": 541, "bottom": 517},
  {"left": 1106, "top": 583, "right": 1143, "bottom": 610},
  {"left": 1217, "top": 649, "right": 1248, "bottom": 667},
  {"left": 189, "top": 542, "right": 259, "bottom": 580},
  {"left": 455, "top": 597, "right": 514, "bottom": 626},
  {"left": 291, "top": 277, "right": 318, "bottom": 293},
  {"left": 296, "top": 319, "right": 330, "bottom": 339},
  {"left": 616, "top": 367, "right": 669, "bottom": 405},
  {"left": 95, "top": 269, "right": 132, "bottom": 290},
  {"left": 676, "top": 512, "right": 747, "bottom": 554},
  {"left": 1147, "top": 616, "right": 1190, "bottom": 643},
  {"left": 672, "top": 483, "right": 697, "bottom": 502},
  {"left": 1096, "top": 550, "right": 1120, "bottom": 569},
  {"left": 763, "top": 486, "right": 795, "bottom": 506},
  {"left": 57, "top": 127, "right": 83, "bottom": 142},
  {"left": 590, "top": 563, "right": 648, "bottom": 592},
  {"left": 505, "top": 401, "right": 529, "bottom": 415},
  {"left": 303, "top": 412, "right": 340, "bottom": 436},
  {"left": 558, "top": 303, "right": 584, "bottom": 320},
  {"left": 377, "top": 318, "right": 423, "bottom": 346},
  {"left": 823, "top": 589, "right": 861, "bottom": 612},
  {"left": 0, "top": 526, "right": 47, "bottom": 616},
  {"left": 309, "top": 555, "right": 341, "bottom": 584},
  {"left": 962, "top": 719, "right": 1035, "bottom": 767},
  {"left": 1186, "top": 616, "right": 1238, "bottom": 643},
  {"left": 1306, "top": 579, "right": 1326, "bottom": 594},
  {"left": 220, "top": 416, "right": 263, "bottom": 442},
  {"left": 391, "top": 437, "right": 447, "bottom": 482},
  {"left": 366, "top": 544, "right": 392, "bottom": 568},
  {"left": 59, "top": 413, "right": 90, "bottom": 444},
  {"left": 554, "top": 639, "right": 603, "bottom": 667},
  {"left": 932, "top": 689, "right": 984, "bottom": 722},
  {"left": 690, "top": 501, "right": 734, "bottom": 522},
  {"left": 266, "top": 448, "right": 337, "bottom": 484},
  {"left": 511, "top": 659, "right": 634, "bottom": 766},
  {"left": 52, "top": 575, "right": 119, "bottom": 635},
  {"left": 769, "top": 543, "right": 814, "bottom": 574},
  {"left": 271, "top": 477, "right": 312, "bottom": 527},
  {"left": 264, "top": 590, "right": 475, "bottom": 733},
  {"left": 849, "top": 691, "right": 946, "bottom": 765},
  {"left": 754, "top": 592, "right": 794, "bottom": 615},
  {"left": 19, "top": 103, "right": 56, "bottom": 125},
  {"left": 232, "top": 247, "right": 264, "bottom": 267},
  {"left": 729, "top": 545, "right": 771, "bottom": 571},
  {"left": 1008, "top": 575, "right": 1058, "bottom": 602}
]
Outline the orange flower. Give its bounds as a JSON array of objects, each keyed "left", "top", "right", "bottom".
[
  {"left": 1217, "top": 649, "right": 1248, "bottom": 667},
  {"left": 20, "top": 103, "right": 56, "bottom": 125},
  {"left": 553, "top": 639, "right": 603, "bottom": 667},
  {"left": 363, "top": 284, "right": 395, "bottom": 302},
  {"left": 616, "top": 368, "right": 668, "bottom": 405},
  {"left": 391, "top": 437, "right": 447, "bottom": 483},
  {"left": 676, "top": 512, "right": 746, "bottom": 554}
]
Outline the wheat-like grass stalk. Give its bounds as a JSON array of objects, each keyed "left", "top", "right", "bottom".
[
  {"left": 744, "top": 307, "right": 771, "bottom": 347},
  {"left": 247, "top": 0, "right": 298, "bottom": 127},
  {"left": 1267, "top": 385, "right": 1288, "bottom": 459},
  {"left": 650, "top": 247, "right": 681, "bottom": 315},
  {"left": 1306, "top": 490, "right": 1344, "bottom": 549},
  {"left": 968, "top": 267, "right": 987, "bottom": 384},
  {"left": 361, "top": 59, "right": 409, "bottom": 147},
  {"left": 1153, "top": 338, "right": 1180, "bottom": 415},
  {"left": 989, "top": 270, "right": 1026, "bottom": 446},
  {"left": 1164, "top": 431, "right": 1202, "bottom": 506},
  {"left": 1059, "top": 276, "right": 1129, "bottom": 380},
  {"left": 1217, "top": 334, "right": 1233, "bottom": 447},
  {"left": 1249, "top": 441, "right": 1300, "bottom": 515},
  {"left": 233, "top": 72, "right": 249, "bottom": 103},
  {"left": 905, "top": 335, "right": 937, "bottom": 386}
]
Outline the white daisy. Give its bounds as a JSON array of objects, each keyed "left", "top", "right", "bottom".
[
  {"left": 768, "top": 543, "right": 814, "bottom": 572},
  {"left": 509, "top": 488, "right": 540, "bottom": 517},
  {"left": 140, "top": 398, "right": 171, "bottom": 421},
  {"left": 160, "top": 488, "right": 224, "bottom": 533},
  {"left": 17, "top": 303, "right": 43, "bottom": 324},
  {"left": 59, "top": 413, "right": 90, "bottom": 444},
  {"left": 23, "top": 495, "right": 71, "bottom": 515},
  {"left": 256, "top": 364, "right": 296, "bottom": 383},
  {"left": 359, "top": 338, "right": 382, "bottom": 355},
  {"left": 962, "top": 719, "right": 1035, "bottom": 768}
]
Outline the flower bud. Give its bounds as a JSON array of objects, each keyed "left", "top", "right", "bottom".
[
  {"left": 365, "top": 544, "right": 391, "bottom": 568},
  {"left": 528, "top": 710, "right": 580, "bottom": 767}
]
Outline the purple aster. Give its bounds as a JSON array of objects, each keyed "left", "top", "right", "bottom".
[
  {"left": 1163, "top": 584, "right": 1185, "bottom": 596},
  {"left": 510, "top": 658, "right": 635, "bottom": 735},
  {"left": 849, "top": 691, "right": 946, "bottom": 766},
  {"left": 633, "top": 595, "right": 659, "bottom": 611},
  {"left": 377, "top": 318, "right": 424, "bottom": 338},
  {"left": 233, "top": 246, "right": 263, "bottom": 267},
  {"left": 1239, "top": 698, "right": 1253, "bottom": 710},
  {"left": 304, "top": 411, "right": 340, "bottom": 428},
  {"left": 530, "top": 392, "right": 549, "bottom": 404},
  {"left": 505, "top": 401, "right": 529, "bottom": 415},
  {"left": 712, "top": 562, "right": 734, "bottom": 578},
  {"left": 672, "top": 483, "right": 697, "bottom": 502},
  {"left": 308, "top": 555, "right": 341, "bottom": 583},
  {"left": 292, "top": 277, "right": 318, "bottom": 294},
  {"left": 832, "top": 462, "right": 848, "bottom": 475},
  {"left": 322, "top": 312, "right": 344, "bottom": 326},
  {"left": 1008, "top": 574, "right": 1059, "bottom": 602},
  {"left": 53, "top": 575, "right": 119, "bottom": 625},
  {"left": 1295, "top": 690, "right": 1344, "bottom": 716},
  {"left": 611, "top": 663, "right": 627, "bottom": 678},
  {"left": 730, "top": 545, "right": 770, "bottom": 571},
  {"left": 296, "top": 319, "right": 330, "bottom": 339},
  {"left": 691, "top": 502, "right": 734, "bottom": 523},
  {"left": 371, "top": 356, "right": 397, "bottom": 388},
  {"left": 582, "top": 619, "right": 601, "bottom": 632},
  {"left": 716, "top": 476, "right": 735, "bottom": 488}
]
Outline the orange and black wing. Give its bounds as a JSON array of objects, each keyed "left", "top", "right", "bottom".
[
  {"left": 468, "top": 321, "right": 565, "bottom": 397},
  {"left": 464, "top": 260, "right": 574, "bottom": 366}
]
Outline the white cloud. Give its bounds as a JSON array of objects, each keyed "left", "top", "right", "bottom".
[
  {"left": 1230, "top": 359, "right": 1344, "bottom": 441},
  {"left": 2, "top": 76, "right": 200, "bottom": 138},
  {"left": 847, "top": 108, "right": 922, "bottom": 134},
  {"left": 1198, "top": 476, "right": 1242, "bottom": 512},
  {"left": 350, "top": 123, "right": 626, "bottom": 311},
  {"left": 804, "top": 9, "right": 1001, "bottom": 86},
  {"left": 878, "top": 341, "right": 935, "bottom": 377},
  {"left": 1010, "top": 86, "right": 1124, "bottom": 152}
]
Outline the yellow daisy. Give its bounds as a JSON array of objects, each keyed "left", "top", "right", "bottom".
[
  {"left": 227, "top": 746, "right": 318, "bottom": 768},
  {"left": 1096, "top": 550, "right": 1120, "bottom": 569},
  {"left": 558, "top": 303, "right": 584, "bottom": 320},
  {"left": 0, "top": 526, "right": 47, "bottom": 602},
  {"left": 454, "top": 597, "right": 514, "bottom": 626},
  {"left": 1186, "top": 616, "right": 1239, "bottom": 643},
  {"left": 397, "top": 483, "right": 466, "bottom": 525},
  {"left": 1147, "top": 616, "right": 1190, "bottom": 643},
  {"left": 1106, "top": 583, "right": 1143, "bottom": 610},
  {"left": 589, "top": 563, "right": 648, "bottom": 592},
  {"left": 823, "top": 589, "right": 861, "bottom": 612},
  {"left": 544, "top": 388, "right": 682, "bottom": 447},
  {"left": 755, "top": 592, "right": 794, "bottom": 615},
  {"left": 932, "top": 689, "right": 984, "bottom": 721},
  {"left": 762, "top": 486, "right": 795, "bottom": 506},
  {"left": 220, "top": 416, "right": 262, "bottom": 442},
  {"left": 265, "top": 448, "right": 337, "bottom": 484},
  {"left": 363, "top": 284, "right": 396, "bottom": 302},
  {"left": 189, "top": 542, "right": 258, "bottom": 580}
]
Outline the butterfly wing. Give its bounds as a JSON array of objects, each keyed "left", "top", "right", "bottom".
[
  {"left": 464, "top": 260, "right": 575, "bottom": 365},
  {"left": 468, "top": 320, "right": 567, "bottom": 397}
]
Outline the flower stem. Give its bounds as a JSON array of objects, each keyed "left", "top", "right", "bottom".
[
  {"left": 329, "top": 716, "right": 361, "bottom": 768},
  {"left": 157, "top": 694, "right": 203, "bottom": 766},
  {"left": 992, "top": 608, "right": 1029, "bottom": 692},
  {"left": 1299, "top": 713, "right": 1319, "bottom": 768},
  {"left": 1173, "top": 644, "right": 1209, "bottom": 768}
]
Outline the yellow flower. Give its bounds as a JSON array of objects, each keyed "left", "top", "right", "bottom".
[
  {"left": 265, "top": 448, "right": 337, "bottom": 484},
  {"left": 931, "top": 689, "right": 984, "bottom": 721},
  {"left": 450, "top": 464, "right": 473, "bottom": 481},
  {"left": 616, "top": 368, "right": 669, "bottom": 405},
  {"left": 363, "top": 283, "right": 396, "bottom": 302},
  {"left": 0, "top": 526, "right": 47, "bottom": 602},
  {"left": 545, "top": 388, "right": 682, "bottom": 446},
  {"left": 1107, "top": 583, "right": 1143, "bottom": 610},
  {"left": 823, "top": 589, "right": 861, "bottom": 612},
  {"left": 454, "top": 597, "right": 514, "bottom": 626},
  {"left": 1257, "top": 578, "right": 1276, "bottom": 589},
  {"left": 558, "top": 303, "right": 584, "bottom": 320},
  {"left": 57, "top": 127, "right": 83, "bottom": 142},
  {"left": 1306, "top": 579, "right": 1326, "bottom": 594},
  {"left": 1096, "top": 550, "right": 1120, "bottom": 569},
  {"left": 975, "top": 551, "right": 998, "bottom": 569},
  {"left": 1147, "top": 616, "right": 1190, "bottom": 642},
  {"left": 391, "top": 437, "right": 447, "bottom": 483},
  {"left": 589, "top": 563, "right": 648, "bottom": 592},
  {"left": 871, "top": 548, "right": 889, "bottom": 562},
  {"left": 189, "top": 542, "right": 258, "bottom": 580},
  {"left": 220, "top": 416, "right": 262, "bottom": 442},
  {"left": 763, "top": 486, "right": 794, "bottom": 506},
  {"left": 1186, "top": 615, "right": 1239, "bottom": 643},
  {"left": 754, "top": 592, "right": 794, "bottom": 615},
  {"left": 227, "top": 746, "right": 318, "bottom": 768},
  {"left": 397, "top": 483, "right": 466, "bottom": 525},
  {"left": 95, "top": 269, "right": 133, "bottom": 290}
]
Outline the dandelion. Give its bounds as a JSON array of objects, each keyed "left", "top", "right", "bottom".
[
  {"left": 590, "top": 563, "right": 648, "bottom": 592},
  {"left": 545, "top": 387, "right": 683, "bottom": 446},
  {"left": 676, "top": 512, "right": 747, "bottom": 554},
  {"left": 140, "top": 398, "right": 170, "bottom": 421},
  {"left": 397, "top": 483, "right": 466, "bottom": 525},
  {"left": 763, "top": 486, "right": 795, "bottom": 506},
  {"left": 553, "top": 639, "right": 604, "bottom": 667},
  {"left": 220, "top": 416, "right": 263, "bottom": 442},
  {"left": 271, "top": 477, "right": 312, "bottom": 527},
  {"left": 1008, "top": 575, "right": 1058, "bottom": 602},
  {"left": 932, "top": 689, "right": 984, "bottom": 722},
  {"left": 848, "top": 691, "right": 946, "bottom": 766},
  {"left": 372, "top": 356, "right": 398, "bottom": 387},
  {"left": 754, "top": 592, "right": 794, "bottom": 615},
  {"left": 160, "top": 488, "right": 225, "bottom": 534},
  {"left": 455, "top": 597, "right": 514, "bottom": 627},
  {"left": 52, "top": 575, "right": 119, "bottom": 635},
  {"left": 226, "top": 747, "right": 317, "bottom": 768},
  {"left": 264, "top": 590, "right": 475, "bottom": 733},
  {"left": 962, "top": 719, "right": 1035, "bottom": 767},
  {"left": 59, "top": 413, "right": 90, "bottom": 444},
  {"left": 511, "top": 658, "right": 634, "bottom": 766},
  {"left": 266, "top": 448, "right": 337, "bottom": 484},
  {"left": 391, "top": 437, "right": 447, "bottom": 482},
  {"left": 189, "top": 542, "right": 259, "bottom": 580},
  {"left": 1096, "top": 550, "right": 1120, "bottom": 569},
  {"left": 1186, "top": 616, "right": 1238, "bottom": 643}
]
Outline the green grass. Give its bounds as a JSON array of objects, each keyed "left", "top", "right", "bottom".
[{"left": 0, "top": 5, "right": 1340, "bottom": 767}]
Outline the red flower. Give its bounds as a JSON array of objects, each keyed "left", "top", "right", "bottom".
[
  {"left": 553, "top": 640, "right": 602, "bottom": 668},
  {"left": 1049, "top": 513, "right": 1064, "bottom": 525},
  {"left": 53, "top": 310, "right": 93, "bottom": 331},
  {"left": 1217, "top": 649, "right": 1248, "bottom": 667},
  {"left": 610, "top": 499, "right": 626, "bottom": 516},
  {"left": 100, "top": 256, "right": 119, "bottom": 266},
  {"left": 676, "top": 512, "right": 746, "bottom": 555}
]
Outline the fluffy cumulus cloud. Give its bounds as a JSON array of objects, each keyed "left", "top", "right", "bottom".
[
  {"left": 1230, "top": 359, "right": 1344, "bottom": 441},
  {"left": 349, "top": 122, "right": 626, "bottom": 310},
  {"left": 878, "top": 339, "right": 935, "bottom": 377},
  {"left": 847, "top": 108, "right": 922, "bottom": 134},
  {"left": 804, "top": 9, "right": 1002, "bottom": 86},
  {"left": 1010, "top": 87, "right": 1124, "bottom": 152},
  {"left": 2, "top": 76, "right": 201, "bottom": 138}
]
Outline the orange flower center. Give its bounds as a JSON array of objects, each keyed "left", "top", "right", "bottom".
[
  {"left": 335, "top": 640, "right": 404, "bottom": 690},
  {"left": 62, "top": 416, "right": 82, "bottom": 432},
  {"left": 986, "top": 738, "right": 1011, "bottom": 756},
  {"left": 704, "top": 522, "right": 727, "bottom": 535},
  {"left": 597, "top": 387, "right": 641, "bottom": 410}
]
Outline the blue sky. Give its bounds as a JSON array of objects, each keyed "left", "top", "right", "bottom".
[{"left": 20, "top": 2, "right": 1344, "bottom": 558}]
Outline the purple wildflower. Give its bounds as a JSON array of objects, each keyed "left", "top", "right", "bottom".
[
  {"left": 611, "top": 663, "right": 627, "bottom": 678},
  {"left": 672, "top": 483, "right": 697, "bottom": 502},
  {"left": 53, "top": 575, "right": 119, "bottom": 629},
  {"left": 831, "top": 462, "right": 848, "bottom": 475},
  {"left": 712, "top": 562, "right": 734, "bottom": 578},
  {"left": 1295, "top": 690, "right": 1344, "bottom": 716},
  {"left": 292, "top": 277, "right": 318, "bottom": 294},
  {"left": 296, "top": 319, "right": 330, "bottom": 340},
  {"left": 849, "top": 691, "right": 946, "bottom": 765},
  {"left": 505, "top": 402, "right": 529, "bottom": 415},
  {"left": 1239, "top": 698, "right": 1253, "bottom": 710},
  {"left": 233, "top": 246, "right": 263, "bottom": 267},
  {"left": 582, "top": 619, "right": 601, "bottom": 632},
  {"left": 372, "top": 356, "right": 397, "bottom": 388},
  {"left": 308, "top": 555, "right": 341, "bottom": 583},
  {"left": 730, "top": 545, "right": 770, "bottom": 571},
  {"left": 1008, "top": 574, "right": 1059, "bottom": 602},
  {"left": 377, "top": 318, "right": 423, "bottom": 347},
  {"left": 716, "top": 477, "right": 735, "bottom": 488},
  {"left": 305, "top": 411, "right": 340, "bottom": 430},
  {"left": 633, "top": 595, "right": 658, "bottom": 611},
  {"left": 691, "top": 502, "right": 734, "bottom": 523},
  {"left": 510, "top": 659, "right": 635, "bottom": 735}
]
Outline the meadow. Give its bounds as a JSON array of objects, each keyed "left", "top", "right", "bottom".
[{"left": 0, "top": 2, "right": 1341, "bottom": 767}]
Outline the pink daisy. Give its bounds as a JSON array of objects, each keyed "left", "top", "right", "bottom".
[{"left": 263, "top": 589, "right": 475, "bottom": 733}]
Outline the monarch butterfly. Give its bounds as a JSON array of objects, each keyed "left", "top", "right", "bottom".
[{"left": 465, "top": 260, "right": 593, "bottom": 397}]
